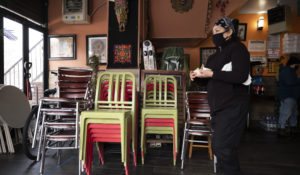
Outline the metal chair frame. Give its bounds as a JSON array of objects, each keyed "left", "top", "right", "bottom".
[
  {"left": 181, "top": 91, "right": 213, "bottom": 170},
  {"left": 31, "top": 67, "right": 92, "bottom": 175}
]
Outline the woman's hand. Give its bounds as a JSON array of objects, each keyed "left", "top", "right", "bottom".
[
  {"left": 198, "top": 69, "right": 214, "bottom": 78},
  {"left": 190, "top": 71, "right": 197, "bottom": 81},
  {"left": 190, "top": 69, "right": 214, "bottom": 81}
]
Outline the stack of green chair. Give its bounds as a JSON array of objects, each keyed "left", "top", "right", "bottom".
[
  {"left": 79, "top": 72, "right": 137, "bottom": 175},
  {"left": 140, "top": 75, "right": 178, "bottom": 166}
]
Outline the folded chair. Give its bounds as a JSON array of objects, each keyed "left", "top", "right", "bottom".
[
  {"left": 180, "top": 91, "right": 212, "bottom": 170},
  {"left": 141, "top": 75, "right": 178, "bottom": 166},
  {"left": 32, "top": 67, "right": 92, "bottom": 175},
  {"left": 80, "top": 72, "right": 137, "bottom": 175}
]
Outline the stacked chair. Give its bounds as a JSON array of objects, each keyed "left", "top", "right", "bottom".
[
  {"left": 79, "top": 72, "right": 137, "bottom": 175},
  {"left": 140, "top": 75, "right": 178, "bottom": 166},
  {"left": 32, "top": 67, "right": 92, "bottom": 175},
  {"left": 180, "top": 91, "right": 213, "bottom": 170}
]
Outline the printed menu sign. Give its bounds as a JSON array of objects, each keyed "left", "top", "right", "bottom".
[{"left": 248, "top": 40, "right": 266, "bottom": 52}]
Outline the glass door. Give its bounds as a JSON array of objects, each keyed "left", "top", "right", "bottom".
[
  {"left": 2, "top": 16, "right": 45, "bottom": 105},
  {"left": 3, "top": 17, "right": 23, "bottom": 90},
  {"left": 29, "top": 28, "right": 44, "bottom": 105}
]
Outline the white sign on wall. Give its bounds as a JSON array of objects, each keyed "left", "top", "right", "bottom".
[
  {"left": 250, "top": 55, "right": 267, "bottom": 66},
  {"left": 248, "top": 40, "right": 266, "bottom": 52}
]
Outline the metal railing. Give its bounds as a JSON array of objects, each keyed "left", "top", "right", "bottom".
[
  {"left": 29, "top": 39, "right": 44, "bottom": 83},
  {"left": 4, "top": 39, "right": 44, "bottom": 89},
  {"left": 4, "top": 57, "right": 23, "bottom": 89}
]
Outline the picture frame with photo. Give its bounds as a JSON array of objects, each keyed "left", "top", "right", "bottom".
[
  {"left": 48, "top": 34, "right": 76, "bottom": 60},
  {"left": 200, "top": 47, "right": 217, "bottom": 66},
  {"left": 237, "top": 23, "right": 247, "bottom": 41},
  {"left": 86, "top": 34, "right": 107, "bottom": 65}
]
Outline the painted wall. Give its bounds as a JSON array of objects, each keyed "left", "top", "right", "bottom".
[
  {"left": 150, "top": 0, "right": 208, "bottom": 39},
  {"left": 48, "top": 0, "right": 108, "bottom": 71},
  {"left": 48, "top": 0, "right": 299, "bottom": 75},
  {"left": 148, "top": 0, "right": 247, "bottom": 39},
  {"left": 48, "top": 0, "right": 248, "bottom": 71}
]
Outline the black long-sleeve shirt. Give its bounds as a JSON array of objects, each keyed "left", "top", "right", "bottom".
[{"left": 205, "top": 39, "right": 250, "bottom": 113}]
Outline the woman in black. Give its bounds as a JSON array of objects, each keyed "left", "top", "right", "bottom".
[{"left": 190, "top": 17, "right": 250, "bottom": 175}]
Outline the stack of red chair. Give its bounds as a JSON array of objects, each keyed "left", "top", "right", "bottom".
[
  {"left": 84, "top": 123, "right": 132, "bottom": 175},
  {"left": 82, "top": 80, "right": 136, "bottom": 175},
  {"left": 143, "top": 82, "right": 177, "bottom": 160}
]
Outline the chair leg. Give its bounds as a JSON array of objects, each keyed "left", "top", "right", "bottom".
[
  {"left": 133, "top": 114, "right": 137, "bottom": 167},
  {"left": 88, "top": 138, "right": 94, "bottom": 175},
  {"left": 32, "top": 101, "right": 42, "bottom": 148},
  {"left": 180, "top": 123, "right": 188, "bottom": 170},
  {"left": 133, "top": 150, "right": 137, "bottom": 167},
  {"left": 141, "top": 146, "right": 144, "bottom": 165},
  {"left": 39, "top": 127, "right": 48, "bottom": 175},
  {"left": 96, "top": 142, "right": 104, "bottom": 165},
  {"left": 213, "top": 154, "right": 217, "bottom": 174},
  {"left": 0, "top": 126, "right": 7, "bottom": 153},
  {"left": 208, "top": 137, "right": 213, "bottom": 160},
  {"left": 188, "top": 135, "right": 194, "bottom": 159},
  {"left": 57, "top": 142, "right": 62, "bottom": 165},
  {"left": 37, "top": 113, "right": 46, "bottom": 161},
  {"left": 3, "top": 123, "right": 14, "bottom": 153},
  {"left": 78, "top": 160, "right": 82, "bottom": 175},
  {"left": 173, "top": 127, "right": 176, "bottom": 166},
  {"left": 0, "top": 128, "right": 2, "bottom": 153},
  {"left": 124, "top": 126, "right": 131, "bottom": 175},
  {"left": 141, "top": 120, "right": 145, "bottom": 165}
]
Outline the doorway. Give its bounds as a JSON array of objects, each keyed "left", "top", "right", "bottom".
[{"left": 1, "top": 12, "right": 47, "bottom": 105}]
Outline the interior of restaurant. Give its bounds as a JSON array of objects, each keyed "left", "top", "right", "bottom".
[{"left": 0, "top": 0, "right": 300, "bottom": 174}]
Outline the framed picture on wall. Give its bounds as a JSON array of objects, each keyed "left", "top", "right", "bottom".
[
  {"left": 200, "top": 47, "right": 217, "bottom": 66},
  {"left": 86, "top": 34, "right": 107, "bottom": 65},
  {"left": 237, "top": 23, "right": 247, "bottom": 41},
  {"left": 48, "top": 34, "right": 76, "bottom": 60}
]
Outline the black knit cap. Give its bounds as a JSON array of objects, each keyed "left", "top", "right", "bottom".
[
  {"left": 214, "top": 17, "right": 236, "bottom": 33},
  {"left": 287, "top": 56, "right": 300, "bottom": 66}
]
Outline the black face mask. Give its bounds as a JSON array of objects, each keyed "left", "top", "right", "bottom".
[{"left": 212, "top": 32, "right": 227, "bottom": 47}]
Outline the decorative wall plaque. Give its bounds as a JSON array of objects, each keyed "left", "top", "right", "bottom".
[{"left": 171, "top": 0, "right": 193, "bottom": 13}]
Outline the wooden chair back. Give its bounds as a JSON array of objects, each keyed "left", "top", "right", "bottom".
[
  {"left": 186, "top": 91, "right": 210, "bottom": 121},
  {"left": 57, "top": 67, "right": 92, "bottom": 99}
]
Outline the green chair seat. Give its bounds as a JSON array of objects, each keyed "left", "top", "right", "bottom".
[{"left": 80, "top": 110, "right": 131, "bottom": 164}]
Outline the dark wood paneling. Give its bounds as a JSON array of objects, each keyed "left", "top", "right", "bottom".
[{"left": 0, "top": 0, "right": 47, "bottom": 24}]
